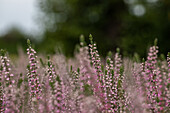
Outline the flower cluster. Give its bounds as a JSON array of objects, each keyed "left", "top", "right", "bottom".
[
  {"left": 26, "top": 40, "right": 42, "bottom": 112},
  {"left": 0, "top": 36, "right": 169, "bottom": 113},
  {"left": 0, "top": 61, "right": 4, "bottom": 113},
  {"left": 27, "top": 40, "right": 41, "bottom": 101},
  {"left": 0, "top": 50, "right": 16, "bottom": 112},
  {"left": 132, "top": 39, "right": 170, "bottom": 112}
]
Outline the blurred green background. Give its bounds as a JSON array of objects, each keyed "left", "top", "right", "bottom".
[{"left": 0, "top": 0, "right": 170, "bottom": 58}]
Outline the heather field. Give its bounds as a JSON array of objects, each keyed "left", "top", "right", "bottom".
[{"left": 0, "top": 35, "right": 169, "bottom": 113}]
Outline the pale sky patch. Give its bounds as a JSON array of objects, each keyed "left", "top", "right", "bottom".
[{"left": 0, "top": 0, "right": 42, "bottom": 37}]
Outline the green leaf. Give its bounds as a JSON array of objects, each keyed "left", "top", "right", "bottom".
[
  {"left": 0, "top": 49, "right": 6, "bottom": 56},
  {"left": 56, "top": 75, "right": 61, "bottom": 83},
  {"left": 106, "top": 59, "right": 110, "bottom": 64},
  {"left": 107, "top": 51, "right": 112, "bottom": 58},
  {"left": 27, "top": 39, "right": 31, "bottom": 47},
  {"left": 84, "top": 84, "right": 93, "bottom": 96},
  {"left": 116, "top": 48, "right": 120, "bottom": 54},
  {"left": 47, "top": 55, "right": 50, "bottom": 60},
  {"left": 111, "top": 70, "right": 114, "bottom": 77},
  {"left": 89, "top": 34, "right": 93, "bottom": 44},
  {"left": 160, "top": 54, "right": 165, "bottom": 61},
  {"left": 70, "top": 65, "right": 73, "bottom": 72},
  {"left": 27, "top": 65, "right": 30, "bottom": 69},
  {"left": 17, "top": 79, "right": 23, "bottom": 88},
  {"left": 101, "top": 64, "right": 104, "bottom": 72},
  {"left": 105, "top": 70, "right": 108, "bottom": 75},
  {"left": 80, "top": 34, "right": 85, "bottom": 42},
  {"left": 89, "top": 34, "right": 93, "bottom": 40},
  {"left": 40, "top": 58, "right": 45, "bottom": 67},
  {"left": 154, "top": 38, "right": 158, "bottom": 46},
  {"left": 133, "top": 52, "right": 140, "bottom": 63},
  {"left": 77, "top": 67, "right": 80, "bottom": 73},
  {"left": 142, "top": 58, "right": 145, "bottom": 62},
  {"left": 48, "top": 61, "right": 51, "bottom": 67},
  {"left": 120, "top": 66, "right": 124, "bottom": 76},
  {"left": 49, "top": 81, "right": 55, "bottom": 89}
]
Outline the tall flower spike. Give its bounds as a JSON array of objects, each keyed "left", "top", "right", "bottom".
[
  {"left": 54, "top": 78, "right": 65, "bottom": 113},
  {"left": 79, "top": 35, "right": 91, "bottom": 89},
  {"left": 112, "top": 48, "right": 130, "bottom": 112},
  {"left": 144, "top": 38, "right": 159, "bottom": 112},
  {"left": 112, "top": 48, "right": 122, "bottom": 112},
  {"left": 89, "top": 34, "right": 103, "bottom": 89},
  {"left": 103, "top": 51, "right": 114, "bottom": 112},
  {"left": 47, "top": 55, "right": 57, "bottom": 84},
  {"left": 0, "top": 65, "right": 4, "bottom": 113},
  {"left": 0, "top": 49, "right": 16, "bottom": 112},
  {"left": 89, "top": 34, "right": 103, "bottom": 80},
  {"left": 26, "top": 39, "right": 42, "bottom": 112},
  {"left": 77, "top": 35, "right": 93, "bottom": 111},
  {"left": 46, "top": 56, "right": 64, "bottom": 112},
  {"left": 0, "top": 50, "right": 15, "bottom": 87},
  {"left": 89, "top": 34, "right": 104, "bottom": 110},
  {"left": 167, "top": 52, "right": 170, "bottom": 85},
  {"left": 166, "top": 52, "right": 170, "bottom": 109}
]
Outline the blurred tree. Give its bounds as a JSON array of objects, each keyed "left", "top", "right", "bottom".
[
  {"left": 38, "top": 0, "right": 170, "bottom": 57},
  {"left": 0, "top": 27, "right": 27, "bottom": 54},
  {"left": 38, "top": 0, "right": 128, "bottom": 56},
  {"left": 121, "top": 0, "right": 170, "bottom": 57}
]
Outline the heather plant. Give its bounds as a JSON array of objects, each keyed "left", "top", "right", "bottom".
[
  {"left": 0, "top": 66, "right": 3, "bottom": 112},
  {"left": 0, "top": 36, "right": 169, "bottom": 113},
  {"left": 88, "top": 35, "right": 105, "bottom": 110},
  {"left": 27, "top": 39, "right": 42, "bottom": 112},
  {"left": 46, "top": 56, "right": 66, "bottom": 112},
  {"left": 131, "top": 39, "right": 170, "bottom": 113},
  {"left": 0, "top": 49, "right": 17, "bottom": 113},
  {"left": 142, "top": 39, "right": 169, "bottom": 112}
]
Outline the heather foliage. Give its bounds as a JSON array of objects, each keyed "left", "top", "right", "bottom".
[{"left": 0, "top": 35, "right": 169, "bottom": 113}]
